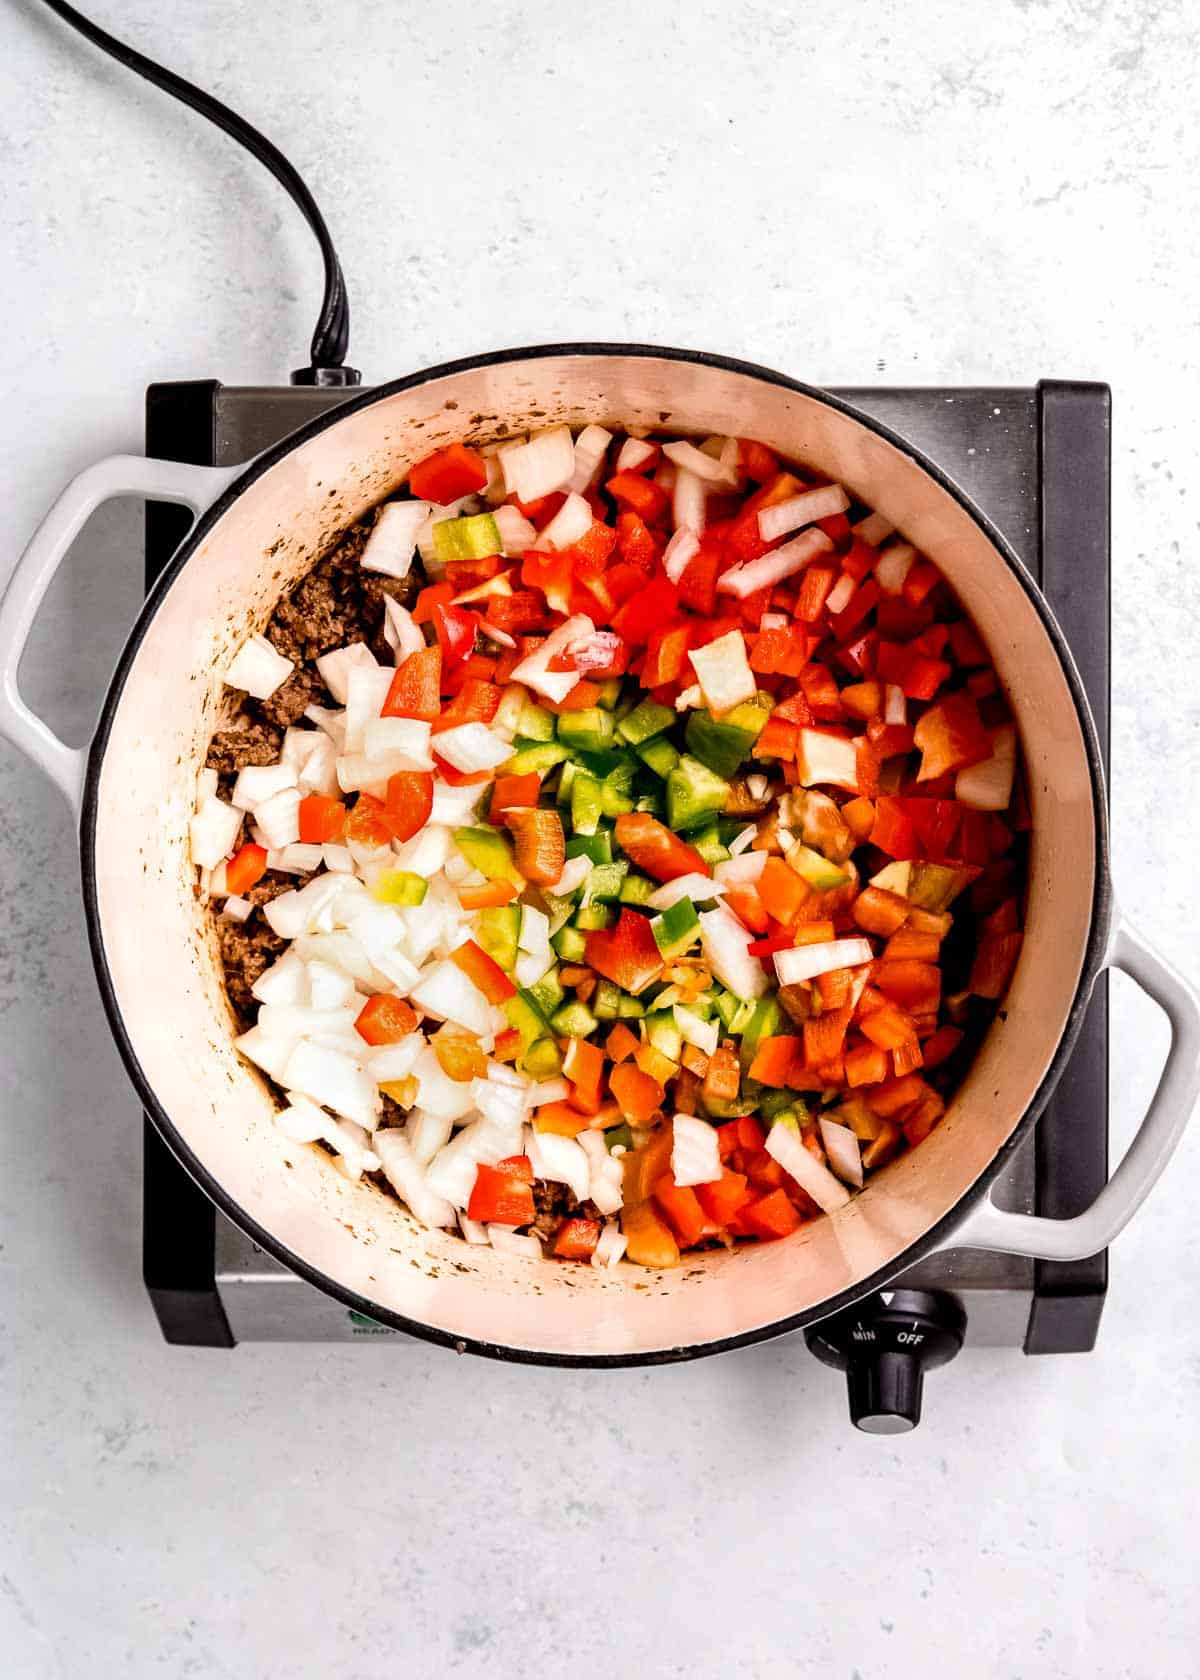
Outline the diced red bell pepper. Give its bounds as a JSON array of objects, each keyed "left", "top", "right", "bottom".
[
  {"left": 298, "top": 794, "right": 348, "bottom": 844},
  {"left": 870, "top": 795, "right": 920, "bottom": 859},
  {"left": 584, "top": 908, "right": 665, "bottom": 996},
  {"left": 614, "top": 510, "right": 663, "bottom": 573},
  {"left": 489, "top": 773, "right": 540, "bottom": 818},
  {"left": 553, "top": 1217, "right": 602, "bottom": 1261},
  {"left": 432, "top": 603, "right": 477, "bottom": 673},
  {"left": 345, "top": 793, "right": 394, "bottom": 847},
  {"left": 503, "top": 807, "right": 566, "bottom": 887},
  {"left": 640, "top": 621, "right": 692, "bottom": 688},
  {"left": 874, "top": 959, "right": 942, "bottom": 1012},
  {"left": 722, "top": 884, "right": 770, "bottom": 934},
  {"left": 605, "top": 471, "right": 670, "bottom": 523},
  {"left": 969, "top": 930, "right": 1023, "bottom": 998},
  {"left": 737, "top": 438, "right": 779, "bottom": 482},
  {"left": 545, "top": 679, "right": 604, "bottom": 714},
  {"left": 844, "top": 1040, "right": 889, "bottom": 1087},
  {"left": 408, "top": 442, "right": 488, "bottom": 504},
  {"left": 798, "top": 665, "right": 843, "bottom": 721},
  {"left": 897, "top": 797, "right": 963, "bottom": 862},
  {"left": 432, "top": 678, "right": 501, "bottom": 732},
  {"left": 483, "top": 590, "right": 550, "bottom": 634},
  {"left": 913, "top": 691, "right": 991, "bottom": 781},
  {"left": 613, "top": 813, "right": 710, "bottom": 882},
  {"left": 652, "top": 1176, "right": 707, "bottom": 1248},
  {"left": 876, "top": 640, "right": 951, "bottom": 701},
  {"left": 829, "top": 578, "right": 879, "bottom": 641},
  {"left": 772, "top": 690, "right": 815, "bottom": 726},
  {"left": 717, "top": 1116, "right": 766, "bottom": 1159},
  {"left": 757, "top": 856, "right": 811, "bottom": 926},
  {"left": 747, "top": 932, "right": 798, "bottom": 957},
  {"left": 521, "top": 548, "right": 575, "bottom": 615},
  {"left": 450, "top": 937, "right": 517, "bottom": 1003},
  {"left": 224, "top": 842, "right": 268, "bottom": 895},
  {"left": 753, "top": 717, "right": 798, "bottom": 761},
  {"left": 548, "top": 630, "right": 629, "bottom": 678},
  {"left": 433, "top": 755, "right": 492, "bottom": 787},
  {"left": 902, "top": 560, "right": 941, "bottom": 605},
  {"left": 695, "top": 1168, "right": 751, "bottom": 1225},
  {"left": 355, "top": 993, "right": 419, "bottom": 1046},
  {"left": 383, "top": 644, "right": 442, "bottom": 722},
  {"left": 468, "top": 1159, "right": 535, "bottom": 1226},
  {"left": 743, "top": 1189, "right": 803, "bottom": 1240},
  {"left": 948, "top": 620, "right": 989, "bottom": 666},
  {"left": 384, "top": 770, "right": 434, "bottom": 842},
  {"left": 817, "top": 512, "right": 853, "bottom": 552},
  {"left": 793, "top": 561, "right": 839, "bottom": 622},
  {"left": 611, "top": 577, "right": 682, "bottom": 646}
]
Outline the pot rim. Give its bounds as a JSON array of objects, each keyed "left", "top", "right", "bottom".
[{"left": 79, "top": 341, "right": 1113, "bottom": 1365}]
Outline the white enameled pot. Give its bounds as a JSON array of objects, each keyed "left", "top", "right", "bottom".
[{"left": 3, "top": 345, "right": 1198, "bottom": 1364}]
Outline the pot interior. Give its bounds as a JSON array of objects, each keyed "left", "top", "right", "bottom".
[{"left": 88, "top": 351, "right": 1098, "bottom": 1357}]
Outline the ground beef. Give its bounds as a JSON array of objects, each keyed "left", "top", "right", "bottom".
[
  {"left": 206, "top": 714, "right": 284, "bottom": 774},
  {"left": 214, "top": 870, "right": 294, "bottom": 1027},
  {"left": 258, "top": 666, "right": 324, "bottom": 728},
  {"left": 527, "top": 1180, "right": 602, "bottom": 1241}
]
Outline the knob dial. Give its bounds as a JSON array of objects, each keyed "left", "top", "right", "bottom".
[{"left": 805, "top": 1289, "right": 966, "bottom": 1433}]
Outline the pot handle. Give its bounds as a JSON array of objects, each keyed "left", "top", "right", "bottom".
[
  {"left": 945, "top": 912, "right": 1200, "bottom": 1260},
  {"left": 0, "top": 454, "right": 238, "bottom": 814}
]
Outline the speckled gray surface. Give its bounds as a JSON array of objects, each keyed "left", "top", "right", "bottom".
[{"left": 3, "top": 3, "right": 1200, "bottom": 1676}]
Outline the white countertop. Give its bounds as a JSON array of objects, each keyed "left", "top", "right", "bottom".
[{"left": 2, "top": 3, "right": 1199, "bottom": 1675}]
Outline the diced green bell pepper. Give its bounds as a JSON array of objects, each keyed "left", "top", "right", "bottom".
[
  {"left": 739, "top": 995, "right": 782, "bottom": 1071},
  {"left": 454, "top": 826, "right": 523, "bottom": 884},
  {"left": 595, "top": 678, "right": 623, "bottom": 710},
  {"left": 504, "top": 739, "right": 570, "bottom": 776},
  {"left": 685, "top": 696, "right": 770, "bottom": 779},
  {"left": 573, "top": 902, "right": 613, "bottom": 931},
  {"left": 591, "top": 978, "right": 622, "bottom": 1021},
  {"left": 542, "top": 894, "right": 577, "bottom": 936},
  {"left": 551, "top": 924, "right": 588, "bottom": 962},
  {"left": 605, "top": 1122, "right": 635, "bottom": 1153},
  {"left": 599, "top": 759, "right": 637, "bottom": 818},
  {"left": 517, "top": 699, "right": 557, "bottom": 742},
  {"left": 651, "top": 897, "right": 700, "bottom": 958},
  {"left": 431, "top": 511, "right": 501, "bottom": 564},
  {"left": 474, "top": 904, "right": 521, "bottom": 972},
  {"left": 870, "top": 859, "right": 975, "bottom": 910},
  {"left": 523, "top": 1037, "right": 564, "bottom": 1078},
  {"left": 666, "top": 755, "right": 730, "bottom": 832},
  {"left": 645, "top": 1009, "right": 683, "bottom": 1060},
  {"left": 636, "top": 736, "right": 681, "bottom": 779},
  {"left": 371, "top": 869, "right": 427, "bottom": 906},
  {"left": 570, "top": 770, "right": 604, "bottom": 836},
  {"left": 616, "top": 992, "right": 645, "bottom": 1019},
  {"left": 503, "top": 989, "right": 552, "bottom": 1050},
  {"left": 619, "top": 872, "right": 656, "bottom": 907},
  {"left": 583, "top": 860, "right": 629, "bottom": 904},
  {"left": 618, "top": 698, "right": 676, "bottom": 746},
  {"left": 557, "top": 708, "right": 616, "bottom": 755},
  {"left": 551, "top": 998, "right": 599, "bottom": 1038},
  {"left": 712, "top": 988, "right": 740, "bottom": 1031},
  {"left": 567, "top": 830, "right": 612, "bottom": 865},
  {"left": 528, "top": 967, "right": 564, "bottom": 1018},
  {"left": 688, "top": 824, "right": 731, "bottom": 867}
]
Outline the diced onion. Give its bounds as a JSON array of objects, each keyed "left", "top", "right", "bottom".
[
  {"left": 229, "top": 762, "right": 295, "bottom": 813},
  {"left": 647, "top": 874, "right": 724, "bottom": 910},
  {"left": 225, "top": 633, "right": 294, "bottom": 700},
  {"left": 282, "top": 1041, "right": 379, "bottom": 1129},
  {"left": 251, "top": 950, "right": 311, "bottom": 1008},
  {"left": 853, "top": 511, "right": 894, "bottom": 547},
  {"left": 729, "top": 825, "right": 757, "bottom": 856},
  {"left": 662, "top": 439, "right": 738, "bottom": 487},
  {"left": 433, "top": 721, "right": 511, "bottom": 773},
  {"left": 672, "top": 467, "right": 707, "bottom": 535},
  {"left": 367, "top": 1036, "right": 424, "bottom": 1084},
  {"left": 825, "top": 573, "right": 855, "bottom": 615},
  {"left": 714, "top": 848, "right": 767, "bottom": 885},
  {"left": 189, "top": 794, "right": 243, "bottom": 869},
  {"left": 549, "top": 855, "right": 592, "bottom": 896},
  {"left": 765, "top": 1122, "right": 851, "bottom": 1213},
  {"left": 670, "top": 1112, "right": 722, "bottom": 1186},
  {"left": 529, "top": 1078, "right": 570, "bottom": 1107},
  {"left": 874, "top": 542, "right": 917, "bottom": 595},
  {"left": 616, "top": 437, "right": 656, "bottom": 473},
  {"left": 511, "top": 614, "right": 596, "bottom": 704},
  {"left": 591, "top": 1222, "right": 627, "bottom": 1268},
  {"left": 673, "top": 1005, "right": 719, "bottom": 1058},
  {"left": 322, "top": 843, "right": 355, "bottom": 873},
  {"left": 795, "top": 729, "right": 860, "bottom": 792},
  {"left": 429, "top": 778, "right": 488, "bottom": 827},
  {"left": 499, "top": 426, "right": 575, "bottom": 503},
  {"left": 306, "top": 959, "right": 357, "bottom": 1010},
  {"left": 757, "top": 483, "right": 849, "bottom": 543},
  {"left": 343, "top": 665, "right": 396, "bottom": 754},
  {"left": 222, "top": 895, "right": 254, "bottom": 922},
  {"left": 566, "top": 425, "right": 612, "bottom": 494},
  {"left": 458, "top": 1210, "right": 490, "bottom": 1244},
  {"left": 361, "top": 715, "right": 434, "bottom": 769},
  {"left": 818, "top": 1117, "right": 864, "bottom": 1188},
  {"left": 487, "top": 1227, "right": 543, "bottom": 1259},
  {"left": 674, "top": 685, "right": 702, "bottom": 711},
  {"left": 383, "top": 597, "right": 425, "bottom": 662},
  {"left": 196, "top": 768, "right": 218, "bottom": 804},
  {"left": 361, "top": 500, "right": 430, "bottom": 578},
  {"left": 688, "top": 630, "right": 756, "bottom": 714},
  {"left": 773, "top": 938, "right": 873, "bottom": 984},
  {"left": 273, "top": 842, "right": 324, "bottom": 874},
  {"left": 425, "top": 1116, "right": 523, "bottom": 1207},
  {"left": 717, "top": 526, "right": 833, "bottom": 599},
  {"left": 254, "top": 787, "right": 303, "bottom": 849},
  {"left": 526, "top": 1128, "right": 590, "bottom": 1204},
  {"left": 304, "top": 704, "right": 348, "bottom": 751},
  {"left": 493, "top": 503, "right": 538, "bottom": 555},
  {"left": 410, "top": 959, "right": 494, "bottom": 1036},
  {"left": 405, "top": 1108, "right": 455, "bottom": 1168},
  {"left": 956, "top": 724, "right": 1017, "bottom": 811},
  {"left": 699, "top": 906, "right": 768, "bottom": 998},
  {"left": 373, "top": 1129, "right": 457, "bottom": 1228},
  {"left": 539, "top": 491, "right": 593, "bottom": 551},
  {"left": 885, "top": 684, "right": 907, "bottom": 725},
  {"left": 316, "top": 642, "right": 378, "bottom": 706},
  {"left": 662, "top": 527, "right": 700, "bottom": 583}
]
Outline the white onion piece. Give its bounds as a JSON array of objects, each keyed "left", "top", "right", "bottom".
[
  {"left": 647, "top": 873, "right": 722, "bottom": 910},
  {"left": 373, "top": 1129, "right": 457, "bottom": 1228},
  {"left": 361, "top": 500, "right": 431, "bottom": 578},
  {"left": 410, "top": 959, "right": 493, "bottom": 1036},
  {"left": 229, "top": 762, "right": 294, "bottom": 812},
  {"left": 429, "top": 778, "right": 487, "bottom": 827},
  {"left": 321, "top": 843, "right": 355, "bottom": 874},
  {"left": 433, "top": 722, "right": 511, "bottom": 774},
  {"left": 510, "top": 614, "right": 596, "bottom": 704},
  {"left": 458, "top": 1211, "right": 490, "bottom": 1244},
  {"left": 196, "top": 767, "right": 218, "bottom": 804},
  {"left": 591, "top": 1221, "right": 627, "bottom": 1268},
  {"left": 222, "top": 895, "right": 254, "bottom": 922},
  {"left": 405, "top": 1108, "right": 455, "bottom": 1168},
  {"left": 514, "top": 947, "right": 553, "bottom": 989},
  {"left": 499, "top": 426, "right": 575, "bottom": 502},
  {"left": 654, "top": 459, "right": 677, "bottom": 492},
  {"left": 525, "top": 1128, "right": 590, "bottom": 1205},
  {"left": 528, "top": 1078, "right": 571, "bottom": 1107},
  {"left": 471, "top": 1076, "right": 528, "bottom": 1131},
  {"left": 254, "top": 787, "right": 302, "bottom": 849},
  {"left": 336, "top": 751, "right": 402, "bottom": 793},
  {"left": 225, "top": 634, "right": 294, "bottom": 700},
  {"left": 616, "top": 436, "right": 656, "bottom": 473},
  {"left": 714, "top": 848, "right": 768, "bottom": 886},
  {"left": 825, "top": 573, "right": 856, "bottom": 616},
  {"left": 271, "top": 842, "right": 324, "bottom": 874},
  {"left": 276, "top": 1096, "right": 380, "bottom": 1179},
  {"left": 316, "top": 642, "right": 378, "bottom": 706},
  {"left": 478, "top": 619, "right": 517, "bottom": 650},
  {"left": 699, "top": 906, "right": 768, "bottom": 998},
  {"left": 885, "top": 684, "right": 907, "bottom": 725},
  {"left": 189, "top": 795, "right": 243, "bottom": 869},
  {"left": 251, "top": 949, "right": 311, "bottom": 1007},
  {"left": 662, "top": 438, "right": 738, "bottom": 487},
  {"left": 671, "top": 1113, "right": 722, "bottom": 1187},
  {"left": 746, "top": 774, "right": 769, "bottom": 801},
  {"left": 367, "top": 1036, "right": 424, "bottom": 1084},
  {"left": 492, "top": 502, "right": 538, "bottom": 556},
  {"left": 539, "top": 490, "right": 593, "bottom": 551},
  {"left": 688, "top": 630, "right": 756, "bottom": 715},
  {"left": 381, "top": 597, "right": 425, "bottom": 664},
  {"left": 819, "top": 1117, "right": 865, "bottom": 1188},
  {"left": 305, "top": 959, "right": 357, "bottom": 1010},
  {"left": 518, "top": 904, "right": 550, "bottom": 953},
  {"left": 576, "top": 1131, "right": 624, "bottom": 1215},
  {"left": 956, "top": 724, "right": 1017, "bottom": 811},
  {"left": 795, "top": 728, "right": 860, "bottom": 793},
  {"left": 874, "top": 542, "right": 917, "bottom": 595},
  {"left": 672, "top": 467, "right": 707, "bottom": 535},
  {"left": 766, "top": 1122, "right": 851, "bottom": 1213},
  {"left": 408, "top": 1049, "right": 479, "bottom": 1123},
  {"left": 717, "top": 526, "right": 834, "bottom": 599},
  {"left": 342, "top": 665, "right": 395, "bottom": 754},
  {"left": 757, "top": 483, "right": 849, "bottom": 543},
  {"left": 235, "top": 1022, "right": 301, "bottom": 1082},
  {"left": 662, "top": 527, "right": 700, "bottom": 582},
  {"left": 673, "top": 1005, "right": 719, "bottom": 1058},
  {"left": 729, "top": 824, "right": 757, "bottom": 856},
  {"left": 853, "top": 511, "right": 894, "bottom": 547},
  {"left": 774, "top": 939, "right": 873, "bottom": 984},
  {"left": 346, "top": 907, "right": 421, "bottom": 992},
  {"left": 426, "top": 1116, "right": 524, "bottom": 1208},
  {"left": 304, "top": 704, "right": 348, "bottom": 752},
  {"left": 674, "top": 685, "right": 703, "bottom": 711},
  {"left": 263, "top": 873, "right": 351, "bottom": 940},
  {"left": 361, "top": 716, "right": 433, "bottom": 769},
  {"left": 566, "top": 424, "right": 612, "bottom": 493},
  {"left": 282, "top": 1041, "right": 379, "bottom": 1129},
  {"left": 487, "top": 1227, "right": 542, "bottom": 1260},
  {"left": 549, "top": 854, "right": 592, "bottom": 897}
]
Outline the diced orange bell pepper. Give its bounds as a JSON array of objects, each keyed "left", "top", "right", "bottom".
[
  {"left": 701, "top": 1044, "right": 741, "bottom": 1106},
  {"left": 695, "top": 1168, "right": 751, "bottom": 1226},
  {"left": 852, "top": 886, "right": 911, "bottom": 936},
  {"left": 492, "top": 1027, "right": 523, "bottom": 1062},
  {"left": 355, "top": 993, "right": 419, "bottom": 1046},
  {"left": 224, "top": 842, "right": 268, "bottom": 895},
  {"left": 384, "top": 770, "right": 434, "bottom": 843},
  {"left": 503, "top": 807, "right": 565, "bottom": 887},
  {"left": 969, "top": 930, "right": 1023, "bottom": 998},
  {"left": 874, "top": 959, "right": 942, "bottom": 1012},
  {"left": 865, "top": 1073, "right": 928, "bottom": 1117},
  {"left": 533, "top": 1101, "right": 591, "bottom": 1137},
  {"left": 859, "top": 1001, "right": 918, "bottom": 1053},
  {"left": 652, "top": 1175, "right": 707, "bottom": 1249},
  {"left": 563, "top": 1037, "right": 605, "bottom": 1115},
  {"left": 450, "top": 938, "right": 517, "bottom": 1003},
  {"left": 432, "top": 1028, "right": 488, "bottom": 1082},
  {"left": 621, "top": 1124, "right": 674, "bottom": 1203},
  {"left": 748, "top": 1034, "right": 803, "bottom": 1088},
  {"left": 620, "top": 1199, "right": 680, "bottom": 1267},
  {"left": 345, "top": 793, "right": 394, "bottom": 847},
  {"left": 844, "top": 1040, "right": 889, "bottom": 1087},
  {"left": 610, "top": 1062, "right": 665, "bottom": 1126},
  {"left": 920, "top": 1024, "right": 964, "bottom": 1069},
  {"left": 298, "top": 793, "right": 347, "bottom": 844},
  {"left": 457, "top": 880, "right": 519, "bottom": 910},
  {"left": 489, "top": 773, "right": 540, "bottom": 818},
  {"left": 914, "top": 691, "right": 991, "bottom": 781},
  {"left": 803, "top": 1002, "right": 853, "bottom": 1067},
  {"left": 553, "top": 1217, "right": 602, "bottom": 1261},
  {"left": 743, "top": 1189, "right": 803, "bottom": 1240},
  {"left": 883, "top": 929, "right": 942, "bottom": 962},
  {"left": 606, "top": 1022, "right": 640, "bottom": 1064},
  {"left": 758, "top": 856, "right": 811, "bottom": 926}
]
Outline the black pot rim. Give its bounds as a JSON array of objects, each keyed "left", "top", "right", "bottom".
[{"left": 79, "top": 341, "right": 1113, "bottom": 1367}]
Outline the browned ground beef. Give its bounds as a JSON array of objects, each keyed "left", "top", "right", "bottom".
[
  {"left": 527, "top": 1179, "right": 602, "bottom": 1241},
  {"left": 216, "top": 870, "right": 295, "bottom": 1026}
]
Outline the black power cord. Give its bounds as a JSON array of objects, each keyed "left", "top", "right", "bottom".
[{"left": 36, "top": 0, "right": 360, "bottom": 386}]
